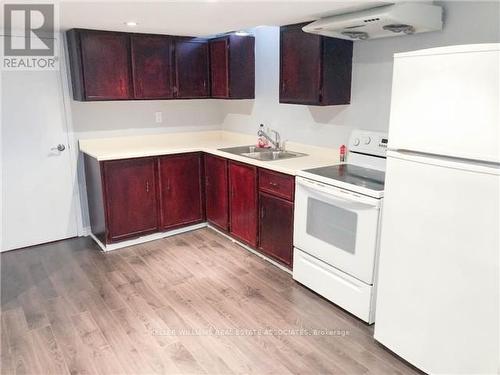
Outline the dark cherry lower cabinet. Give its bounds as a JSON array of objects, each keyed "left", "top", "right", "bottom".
[
  {"left": 158, "top": 153, "right": 204, "bottom": 229},
  {"left": 102, "top": 157, "right": 158, "bottom": 242},
  {"left": 258, "top": 169, "right": 295, "bottom": 267},
  {"left": 85, "top": 153, "right": 294, "bottom": 268},
  {"left": 205, "top": 154, "right": 229, "bottom": 231},
  {"left": 280, "top": 23, "right": 353, "bottom": 106},
  {"left": 229, "top": 161, "right": 258, "bottom": 247},
  {"left": 258, "top": 193, "right": 294, "bottom": 267},
  {"left": 85, "top": 153, "right": 203, "bottom": 245}
]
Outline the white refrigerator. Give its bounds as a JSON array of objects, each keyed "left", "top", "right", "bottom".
[{"left": 374, "top": 44, "right": 499, "bottom": 374}]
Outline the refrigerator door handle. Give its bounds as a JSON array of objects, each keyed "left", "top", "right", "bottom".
[{"left": 387, "top": 150, "right": 500, "bottom": 175}]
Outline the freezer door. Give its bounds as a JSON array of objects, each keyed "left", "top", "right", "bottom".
[
  {"left": 388, "top": 44, "right": 499, "bottom": 163},
  {"left": 374, "top": 154, "right": 499, "bottom": 374}
]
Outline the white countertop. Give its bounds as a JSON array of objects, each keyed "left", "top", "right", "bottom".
[{"left": 79, "top": 131, "right": 340, "bottom": 175}]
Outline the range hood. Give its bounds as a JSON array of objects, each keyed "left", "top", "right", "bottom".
[{"left": 302, "top": 3, "right": 443, "bottom": 41}]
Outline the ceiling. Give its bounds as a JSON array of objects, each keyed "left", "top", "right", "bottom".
[{"left": 55, "top": 0, "right": 389, "bottom": 36}]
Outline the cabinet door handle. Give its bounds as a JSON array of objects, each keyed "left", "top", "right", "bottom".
[
  {"left": 261, "top": 207, "right": 266, "bottom": 219},
  {"left": 269, "top": 182, "right": 278, "bottom": 187},
  {"left": 146, "top": 181, "right": 150, "bottom": 193}
]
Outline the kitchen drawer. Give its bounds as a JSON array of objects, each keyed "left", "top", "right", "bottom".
[{"left": 258, "top": 169, "right": 294, "bottom": 201}]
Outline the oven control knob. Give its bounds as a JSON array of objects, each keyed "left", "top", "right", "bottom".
[
  {"left": 353, "top": 138, "right": 360, "bottom": 146},
  {"left": 364, "top": 136, "right": 371, "bottom": 145}
]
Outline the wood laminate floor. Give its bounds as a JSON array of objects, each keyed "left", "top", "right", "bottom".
[{"left": 1, "top": 228, "right": 420, "bottom": 375}]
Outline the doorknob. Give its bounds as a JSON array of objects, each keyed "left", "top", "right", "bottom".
[{"left": 51, "top": 144, "right": 66, "bottom": 152}]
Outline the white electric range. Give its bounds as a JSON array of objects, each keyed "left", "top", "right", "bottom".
[{"left": 293, "top": 130, "right": 388, "bottom": 324}]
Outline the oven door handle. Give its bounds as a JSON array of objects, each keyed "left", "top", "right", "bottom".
[{"left": 297, "top": 177, "right": 380, "bottom": 209}]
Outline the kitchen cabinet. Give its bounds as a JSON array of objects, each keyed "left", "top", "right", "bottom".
[
  {"left": 158, "top": 153, "right": 204, "bottom": 229},
  {"left": 174, "top": 39, "right": 210, "bottom": 98},
  {"left": 209, "top": 35, "right": 255, "bottom": 99},
  {"left": 229, "top": 161, "right": 258, "bottom": 247},
  {"left": 84, "top": 152, "right": 295, "bottom": 268},
  {"left": 259, "top": 193, "right": 294, "bottom": 267},
  {"left": 67, "top": 29, "right": 256, "bottom": 102},
  {"left": 131, "top": 35, "right": 174, "bottom": 99},
  {"left": 67, "top": 29, "right": 133, "bottom": 101},
  {"left": 280, "top": 23, "right": 353, "bottom": 106},
  {"left": 257, "top": 169, "right": 295, "bottom": 267},
  {"left": 258, "top": 168, "right": 295, "bottom": 201},
  {"left": 102, "top": 157, "right": 158, "bottom": 242},
  {"left": 205, "top": 154, "right": 229, "bottom": 231}
]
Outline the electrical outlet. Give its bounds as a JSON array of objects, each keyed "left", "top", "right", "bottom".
[{"left": 155, "top": 112, "right": 163, "bottom": 123}]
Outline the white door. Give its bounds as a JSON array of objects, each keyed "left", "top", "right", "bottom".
[
  {"left": 374, "top": 152, "right": 499, "bottom": 374},
  {"left": 1, "top": 36, "right": 78, "bottom": 251},
  {"left": 294, "top": 177, "right": 381, "bottom": 284},
  {"left": 389, "top": 44, "right": 500, "bottom": 163}
]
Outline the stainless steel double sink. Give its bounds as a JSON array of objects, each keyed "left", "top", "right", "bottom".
[{"left": 218, "top": 145, "right": 307, "bottom": 161}]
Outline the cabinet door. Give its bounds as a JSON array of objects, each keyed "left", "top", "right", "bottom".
[
  {"left": 227, "top": 35, "right": 255, "bottom": 99},
  {"left": 103, "top": 158, "right": 158, "bottom": 242},
  {"left": 259, "top": 193, "right": 294, "bottom": 267},
  {"left": 131, "top": 35, "right": 173, "bottom": 99},
  {"left": 229, "top": 161, "right": 258, "bottom": 247},
  {"left": 205, "top": 154, "right": 229, "bottom": 231},
  {"left": 80, "top": 31, "right": 132, "bottom": 100},
  {"left": 209, "top": 39, "right": 229, "bottom": 98},
  {"left": 175, "top": 39, "right": 209, "bottom": 98},
  {"left": 159, "top": 153, "right": 204, "bottom": 229},
  {"left": 280, "top": 24, "right": 321, "bottom": 104}
]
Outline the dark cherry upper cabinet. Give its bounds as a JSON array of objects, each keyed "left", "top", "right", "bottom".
[
  {"left": 102, "top": 157, "right": 158, "bottom": 242},
  {"left": 131, "top": 35, "right": 174, "bottom": 99},
  {"left": 174, "top": 39, "right": 210, "bottom": 98},
  {"left": 229, "top": 161, "right": 258, "bottom": 247},
  {"left": 205, "top": 154, "right": 229, "bottom": 231},
  {"left": 209, "top": 35, "right": 255, "bottom": 99},
  {"left": 158, "top": 153, "right": 204, "bottom": 229},
  {"left": 280, "top": 23, "right": 353, "bottom": 106},
  {"left": 259, "top": 193, "right": 294, "bottom": 267},
  {"left": 67, "top": 29, "right": 133, "bottom": 101}
]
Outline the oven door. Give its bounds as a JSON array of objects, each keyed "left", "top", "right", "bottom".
[{"left": 294, "top": 177, "right": 381, "bottom": 284}]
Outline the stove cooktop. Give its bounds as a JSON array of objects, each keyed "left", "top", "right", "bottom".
[{"left": 299, "top": 164, "right": 385, "bottom": 197}]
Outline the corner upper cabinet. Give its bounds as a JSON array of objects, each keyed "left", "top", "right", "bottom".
[
  {"left": 209, "top": 35, "right": 255, "bottom": 99},
  {"left": 131, "top": 35, "right": 174, "bottom": 99},
  {"left": 280, "top": 23, "right": 353, "bottom": 106},
  {"left": 67, "top": 29, "right": 133, "bottom": 101},
  {"left": 174, "top": 39, "right": 210, "bottom": 98}
]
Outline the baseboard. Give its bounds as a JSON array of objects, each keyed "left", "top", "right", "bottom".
[
  {"left": 207, "top": 224, "right": 292, "bottom": 275},
  {"left": 80, "top": 226, "right": 91, "bottom": 237},
  {"left": 90, "top": 222, "right": 208, "bottom": 252},
  {"left": 87, "top": 222, "right": 292, "bottom": 275}
]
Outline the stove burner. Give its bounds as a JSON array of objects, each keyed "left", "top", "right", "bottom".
[{"left": 303, "top": 164, "right": 385, "bottom": 191}]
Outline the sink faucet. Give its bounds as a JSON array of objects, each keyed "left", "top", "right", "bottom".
[{"left": 258, "top": 125, "right": 282, "bottom": 151}]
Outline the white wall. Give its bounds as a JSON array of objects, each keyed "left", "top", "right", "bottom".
[
  {"left": 71, "top": 100, "right": 224, "bottom": 139},
  {"left": 220, "top": 1, "right": 500, "bottom": 149}
]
